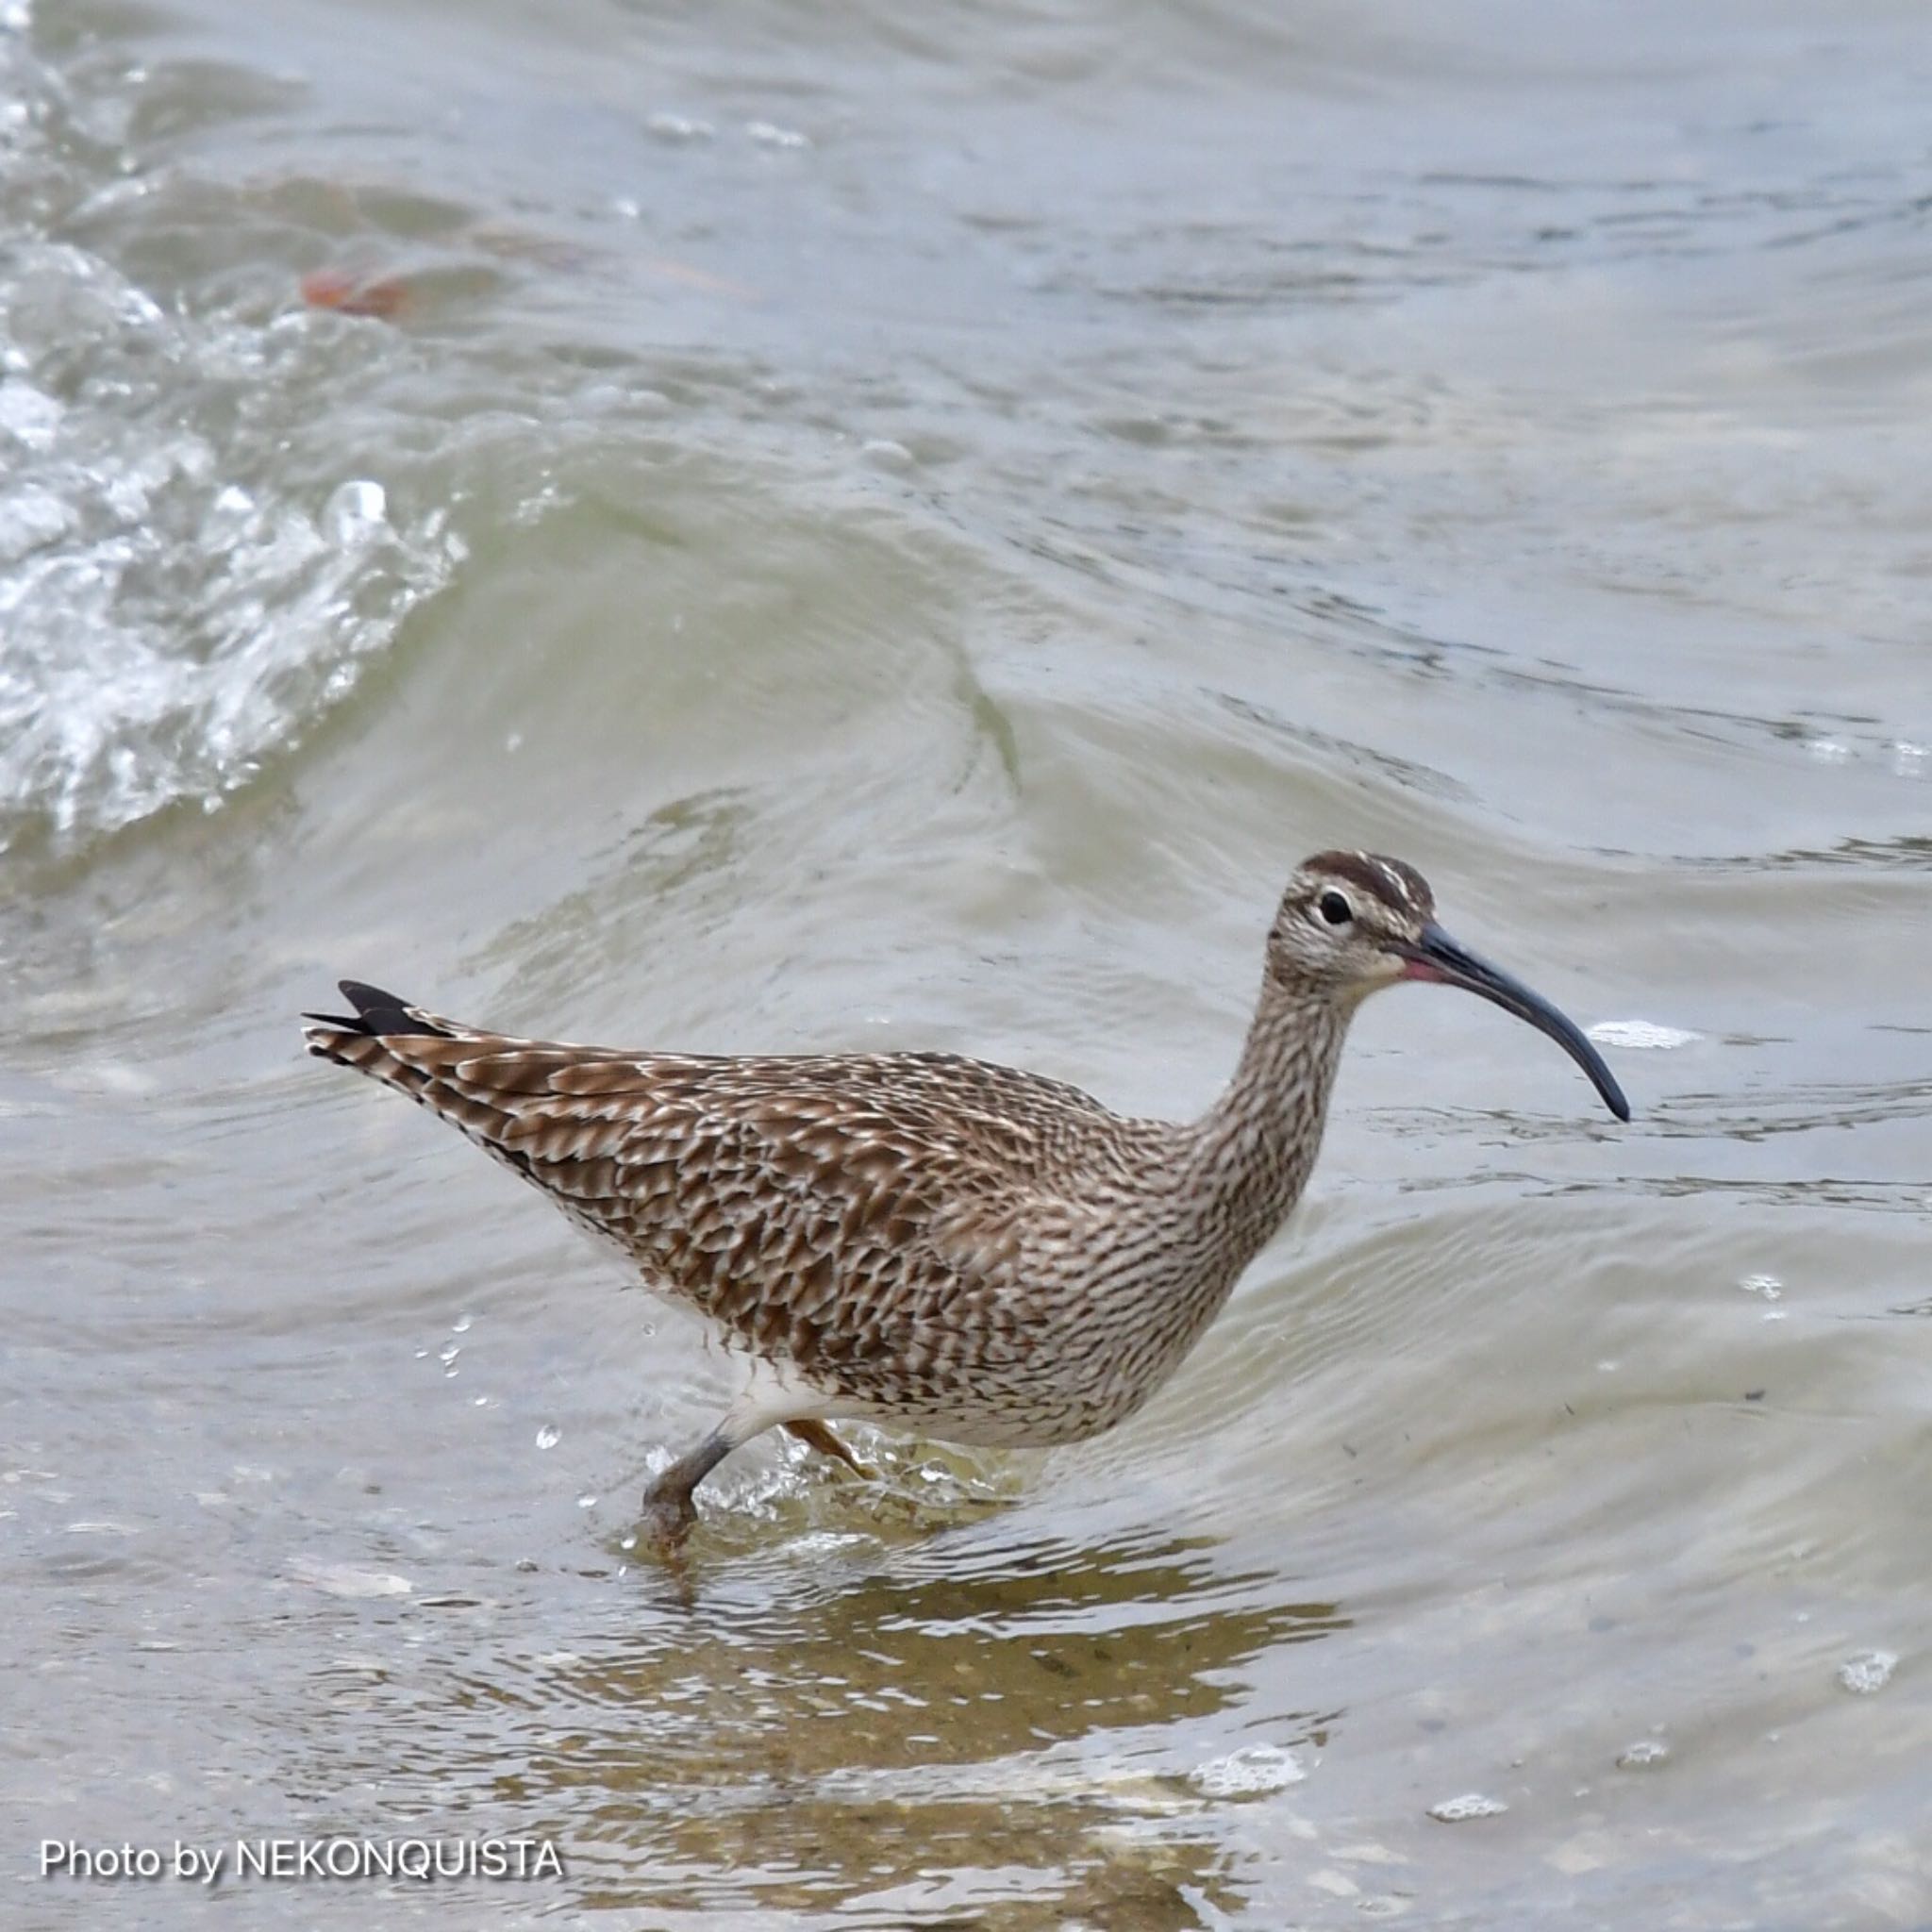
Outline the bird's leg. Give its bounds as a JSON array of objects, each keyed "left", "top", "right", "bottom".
[
  {"left": 640, "top": 1369, "right": 847, "bottom": 1568},
  {"left": 784, "top": 1418, "right": 877, "bottom": 1481},
  {"left": 639, "top": 1427, "right": 738, "bottom": 1557}
]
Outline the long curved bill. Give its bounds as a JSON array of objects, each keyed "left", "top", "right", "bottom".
[{"left": 1395, "top": 923, "right": 1631, "bottom": 1122}]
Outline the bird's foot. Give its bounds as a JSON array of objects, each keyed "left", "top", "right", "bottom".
[{"left": 639, "top": 1479, "right": 699, "bottom": 1567}]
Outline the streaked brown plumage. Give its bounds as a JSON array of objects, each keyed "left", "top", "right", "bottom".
[{"left": 305, "top": 850, "right": 1629, "bottom": 1552}]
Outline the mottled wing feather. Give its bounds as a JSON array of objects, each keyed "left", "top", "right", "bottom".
[{"left": 307, "top": 1020, "right": 1119, "bottom": 1399}]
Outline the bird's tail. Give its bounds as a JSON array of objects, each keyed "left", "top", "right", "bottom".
[
  {"left": 302, "top": 978, "right": 466, "bottom": 1077},
  {"left": 302, "top": 981, "right": 588, "bottom": 1190}
]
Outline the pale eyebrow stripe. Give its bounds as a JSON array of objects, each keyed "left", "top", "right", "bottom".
[{"left": 1367, "top": 854, "right": 1413, "bottom": 910}]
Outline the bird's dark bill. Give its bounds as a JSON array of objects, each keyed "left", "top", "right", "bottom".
[{"left": 1396, "top": 923, "right": 1631, "bottom": 1122}]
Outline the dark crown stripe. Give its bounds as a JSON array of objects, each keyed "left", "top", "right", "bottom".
[{"left": 1302, "top": 850, "right": 1432, "bottom": 916}]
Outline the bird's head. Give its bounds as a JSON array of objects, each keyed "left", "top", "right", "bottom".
[{"left": 1268, "top": 850, "right": 1630, "bottom": 1122}]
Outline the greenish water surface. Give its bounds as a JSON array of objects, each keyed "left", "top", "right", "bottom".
[{"left": 2, "top": 0, "right": 1928, "bottom": 1924}]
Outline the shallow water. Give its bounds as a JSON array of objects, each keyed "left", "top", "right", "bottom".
[{"left": 4, "top": 0, "right": 1929, "bottom": 1924}]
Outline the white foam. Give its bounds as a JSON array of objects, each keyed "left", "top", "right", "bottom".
[
  {"left": 0, "top": 484, "right": 73, "bottom": 562},
  {"left": 646, "top": 112, "right": 715, "bottom": 142},
  {"left": 1427, "top": 1792, "right": 1508, "bottom": 1823},
  {"left": 1187, "top": 1743, "right": 1306, "bottom": 1797},
  {"left": 0, "top": 240, "right": 456, "bottom": 852},
  {"left": 1837, "top": 1650, "right": 1897, "bottom": 1695},
  {"left": 1588, "top": 1019, "right": 1700, "bottom": 1051},
  {"left": 0, "top": 378, "right": 62, "bottom": 449}
]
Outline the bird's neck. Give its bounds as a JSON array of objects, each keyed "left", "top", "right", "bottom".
[{"left": 1186, "top": 976, "right": 1348, "bottom": 1247}]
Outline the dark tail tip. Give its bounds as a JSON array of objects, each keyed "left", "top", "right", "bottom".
[{"left": 304, "top": 979, "right": 451, "bottom": 1039}]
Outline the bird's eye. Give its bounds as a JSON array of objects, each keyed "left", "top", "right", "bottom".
[{"left": 1318, "top": 891, "right": 1354, "bottom": 926}]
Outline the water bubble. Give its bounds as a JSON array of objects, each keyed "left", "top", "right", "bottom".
[
  {"left": 1427, "top": 1793, "right": 1507, "bottom": 1823},
  {"left": 1806, "top": 737, "right": 1851, "bottom": 764},
  {"left": 324, "top": 478, "right": 388, "bottom": 546},
  {"left": 1838, "top": 1650, "right": 1897, "bottom": 1695},
  {"left": 535, "top": 1424, "right": 561, "bottom": 1451},
  {"left": 201, "top": 482, "right": 256, "bottom": 546},
  {"left": 1890, "top": 741, "right": 1927, "bottom": 775},
  {"left": 746, "top": 120, "right": 810, "bottom": 149},
  {"left": 1738, "top": 1274, "right": 1783, "bottom": 1301},
  {"left": 451, "top": 1313, "right": 473, "bottom": 1334},
  {"left": 1616, "top": 1739, "right": 1670, "bottom": 1769},
  {"left": 1187, "top": 1744, "right": 1305, "bottom": 1798},
  {"left": 438, "top": 1341, "right": 460, "bottom": 1365},
  {"left": 576, "top": 1493, "right": 597, "bottom": 1510},
  {"left": 860, "top": 439, "right": 915, "bottom": 474}
]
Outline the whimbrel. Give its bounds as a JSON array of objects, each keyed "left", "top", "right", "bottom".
[{"left": 305, "top": 851, "right": 1628, "bottom": 1552}]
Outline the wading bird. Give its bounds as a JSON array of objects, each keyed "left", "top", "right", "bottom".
[{"left": 306, "top": 851, "right": 1627, "bottom": 1556}]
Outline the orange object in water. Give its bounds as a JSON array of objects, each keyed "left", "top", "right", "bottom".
[{"left": 300, "top": 270, "right": 409, "bottom": 320}]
